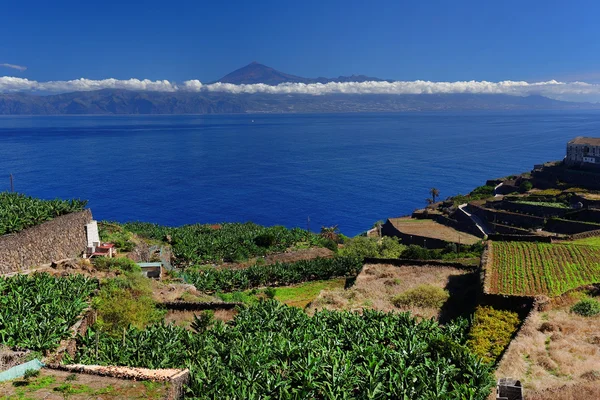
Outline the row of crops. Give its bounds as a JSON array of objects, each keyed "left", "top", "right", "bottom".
[
  {"left": 74, "top": 300, "right": 494, "bottom": 399},
  {"left": 487, "top": 241, "right": 600, "bottom": 296},
  {"left": 183, "top": 257, "right": 362, "bottom": 293},
  {"left": 0, "top": 192, "right": 88, "bottom": 235},
  {"left": 0, "top": 273, "right": 98, "bottom": 351},
  {"left": 122, "top": 221, "right": 325, "bottom": 266}
]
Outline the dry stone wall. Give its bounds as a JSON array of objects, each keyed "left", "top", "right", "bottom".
[{"left": 0, "top": 209, "right": 92, "bottom": 274}]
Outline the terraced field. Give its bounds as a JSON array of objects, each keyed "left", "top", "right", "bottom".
[{"left": 487, "top": 241, "right": 600, "bottom": 296}]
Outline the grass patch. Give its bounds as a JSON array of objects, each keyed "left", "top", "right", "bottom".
[
  {"left": 216, "top": 279, "right": 347, "bottom": 308},
  {"left": 467, "top": 306, "right": 520, "bottom": 364},
  {"left": 515, "top": 201, "right": 569, "bottom": 208},
  {"left": 391, "top": 284, "right": 450, "bottom": 309},
  {"left": 273, "top": 279, "right": 346, "bottom": 308},
  {"left": 570, "top": 236, "right": 600, "bottom": 246}
]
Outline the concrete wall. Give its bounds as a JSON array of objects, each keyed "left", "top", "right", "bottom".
[{"left": 0, "top": 209, "right": 92, "bottom": 274}]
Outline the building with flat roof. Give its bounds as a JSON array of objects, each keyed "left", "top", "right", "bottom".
[{"left": 566, "top": 137, "right": 600, "bottom": 168}]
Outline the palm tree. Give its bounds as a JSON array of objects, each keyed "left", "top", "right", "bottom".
[
  {"left": 430, "top": 188, "right": 440, "bottom": 203},
  {"left": 320, "top": 225, "right": 340, "bottom": 242}
]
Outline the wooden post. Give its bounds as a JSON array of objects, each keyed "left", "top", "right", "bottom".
[{"left": 9, "top": 174, "right": 14, "bottom": 192}]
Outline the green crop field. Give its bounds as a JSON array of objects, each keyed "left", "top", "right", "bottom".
[
  {"left": 0, "top": 273, "right": 98, "bottom": 351},
  {"left": 0, "top": 192, "right": 87, "bottom": 235},
  {"left": 74, "top": 301, "right": 494, "bottom": 399},
  {"left": 487, "top": 241, "right": 600, "bottom": 296}
]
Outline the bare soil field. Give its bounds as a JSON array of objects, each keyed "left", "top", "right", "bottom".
[
  {"left": 0, "top": 369, "right": 168, "bottom": 399},
  {"left": 150, "top": 281, "right": 218, "bottom": 303},
  {"left": 307, "top": 263, "right": 479, "bottom": 321},
  {"left": 495, "top": 292, "right": 600, "bottom": 399},
  {"left": 387, "top": 217, "right": 481, "bottom": 245}
]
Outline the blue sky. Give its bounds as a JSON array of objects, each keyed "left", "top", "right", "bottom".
[{"left": 1, "top": 0, "right": 599, "bottom": 84}]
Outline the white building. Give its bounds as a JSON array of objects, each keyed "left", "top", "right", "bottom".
[{"left": 566, "top": 137, "right": 600, "bottom": 168}]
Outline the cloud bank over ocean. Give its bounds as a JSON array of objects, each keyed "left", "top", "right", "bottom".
[{"left": 1, "top": 76, "right": 600, "bottom": 101}]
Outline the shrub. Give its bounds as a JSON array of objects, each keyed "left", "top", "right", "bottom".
[
  {"left": 191, "top": 311, "right": 214, "bottom": 333},
  {"left": 92, "top": 257, "right": 141, "bottom": 273},
  {"left": 467, "top": 306, "right": 520, "bottom": 364},
  {"left": 392, "top": 285, "right": 450, "bottom": 308},
  {"left": 571, "top": 298, "right": 600, "bottom": 317},
  {"left": 264, "top": 287, "right": 277, "bottom": 299},
  {"left": 519, "top": 181, "right": 533, "bottom": 193},
  {"left": 321, "top": 238, "right": 339, "bottom": 252},
  {"left": 93, "top": 273, "right": 165, "bottom": 335},
  {"left": 23, "top": 369, "right": 40, "bottom": 380},
  {"left": 254, "top": 233, "right": 276, "bottom": 248},
  {"left": 379, "top": 237, "right": 406, "bottom": 258},
  {"left": 339, "top": 236, "right": 405, "bottom": 259},
  {"left": 99, "top": 223, "right": 136, "bottom": 252},
  {"left": 401, "top": 245, "right": 438, "bottom": 260}
]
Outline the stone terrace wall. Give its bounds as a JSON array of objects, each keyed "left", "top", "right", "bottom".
[
  {"left": 564, "top": 208, "right": 600, "bottom": 223},
  {"left": 0, "top": 209, "right": 92, "bottom": 274},
  {"left": 544, "top": 218, "right": 600, "bottom": 235},
  {"left": 493, "top": 201, "right": 570, "bottom": 218},
  {"left": 467, "top": 204, "right": 546, "bottom": 230}
]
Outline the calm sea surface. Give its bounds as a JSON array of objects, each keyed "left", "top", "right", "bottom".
[{"left": 1, "top": 112, "right": 599, "bottom": 236}]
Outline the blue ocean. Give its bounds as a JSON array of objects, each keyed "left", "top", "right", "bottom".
[{"left": 1, "top": 112, "right": 599, "bottom": 236}]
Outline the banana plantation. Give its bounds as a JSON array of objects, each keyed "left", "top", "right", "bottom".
[
  {"left": 183, "top": 257, "right": 362, "bottom": 293},
  {"left": 0, "top": 192, "right": 87, "bottom": 235},
  {"left": 74, "top": 300, "right": 494, "bottom": 399},
  {"left": 122, "top": 221, "right": 324, "bottom": 266},
  {"left": 0, "top": 273, "right": 98, "bottom": 351}
]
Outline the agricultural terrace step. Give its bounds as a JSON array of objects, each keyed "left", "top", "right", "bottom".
[
  {"left": 363, "top": 258, "right": 478, "bottom": 270},
  {"left": 160, "top": 301, "right": 243, "bottom": 310},
  {"left": 46, "top": 363, "right": 189, "bottom": 383}
]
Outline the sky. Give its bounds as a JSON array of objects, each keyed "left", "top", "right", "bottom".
[{"left": 1, "top": 0, "right": 600, "bottom": 100}]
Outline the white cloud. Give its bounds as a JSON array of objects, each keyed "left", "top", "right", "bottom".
[
  {"left": 0, "top": 77, "right": 178, "bottom": 93},
  {"left": 1, "top": 75, "right": 600, "bottom": 102},
  {"left": 0, "top": 63, "right": 27, "bottom": 72}
]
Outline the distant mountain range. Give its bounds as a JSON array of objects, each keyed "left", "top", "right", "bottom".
[
  {"left": 1, "top": 62, "right": 599, "bottom": 115},
  {"left": 214, "top": 61, "right": 386, "bottom": 85}
]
